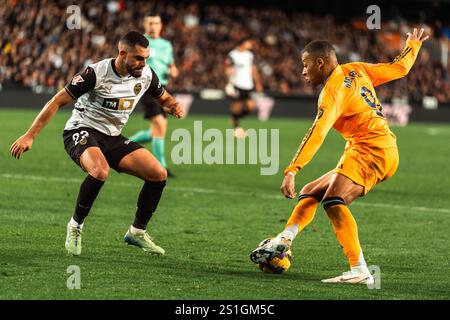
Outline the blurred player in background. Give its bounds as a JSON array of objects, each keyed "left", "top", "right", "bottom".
[
  {"left": 251, "top": 28, "right": 429, "bottom": 284},
  {"left": 225, "top": 38, "right": 263, "bottom": 138},
  {"left": 129, "top": 14, "right": 179, "bottom": 176},
  {"left": 10, "top": 31, "right": 184, "bottom": 257}
]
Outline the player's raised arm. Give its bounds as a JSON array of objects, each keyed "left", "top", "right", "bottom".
[
  {"left": 157, "top": 90, "right": 184, "bottom": 118},
  {"left": 10, "top": 66, "right": 96, "bottom": 159},
  {"left": 10, "top": 89, "right": 74, "bottom": 159},
  {"left": 357, "top": 28, "right": 429, "bottom": 87}
]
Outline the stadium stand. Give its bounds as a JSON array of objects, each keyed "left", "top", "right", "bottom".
[{"left": 1, "top": 0, "right": 449, "bottom": 105}]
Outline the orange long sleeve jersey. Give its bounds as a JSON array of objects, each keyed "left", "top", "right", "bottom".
[{"left": 284, "top": 39, "right": 423, "bottom": 175}]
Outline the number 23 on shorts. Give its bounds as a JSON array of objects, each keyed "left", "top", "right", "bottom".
[{"left": 72, "top": 130, "right": 89, "bottom": 146}]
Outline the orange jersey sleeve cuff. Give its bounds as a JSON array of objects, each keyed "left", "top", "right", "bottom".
[
  {"left": 406, "top": 39, "right": 423, "bottom": 48},
  {"left": 284, "top": 166, "right": 300, "bottom": 176}
]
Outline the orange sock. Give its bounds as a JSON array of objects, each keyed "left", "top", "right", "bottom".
[
  {"left": 284, "top": 195, "right": 319, "bottom": 237},
  {"left": 322, "top": 197, "right": 366, "bottom": 268}
]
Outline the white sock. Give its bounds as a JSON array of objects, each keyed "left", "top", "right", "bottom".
[
  {"left": 130, "top": 225, "right": 145, "bottom": 235},
  {"left": 350, "top": 249, "right": 368, "bottom": 273},
  {"left": 274, "top": 223, "right": 299, "bottom": 242},
  {"left": 69, "top": 218, "right": 83, "bottom": 228},
  {"left": 275, "top": 229, "right": 295, "bottom": 242},
  {"left": 351, "top": 265, "right": 370, "bottom": 274}
]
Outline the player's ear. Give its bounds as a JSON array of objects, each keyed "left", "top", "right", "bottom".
[
  {"left": 118, "top": 49, "right": 127, "bottom": 58},
  {"left": 316, "top": 58, "right": 325, "bottom": 70},
  {"left": 118, "top": 42, "right": 128, "bottom": 58}
]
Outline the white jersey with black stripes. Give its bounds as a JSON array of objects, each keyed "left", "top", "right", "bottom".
[
  {"left": 228, "top": 49, "right": 254, "bottom": 90},
  {"left": 64, "top": 58, "right": 164, "bottom": 136}
]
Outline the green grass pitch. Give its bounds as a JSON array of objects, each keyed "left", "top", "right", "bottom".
[{"left": 0, "top": 108, "right": 449, "bottom": 299}]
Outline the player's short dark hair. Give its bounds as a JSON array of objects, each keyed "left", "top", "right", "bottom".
[
  {"left": 302, "top": 40, "right": 336, "bottom": 58},
  {"left": 119, "top": 31, "right": 149, "bottom": 48},
  {"left": 145, "top": 13, "right": 161, "bottom": 18},
  {"left": 240, "top": 36, "right": 256, "bottom": 44},
  {"left": 143, "top": 13, "right": 164, "bottom": 24}
]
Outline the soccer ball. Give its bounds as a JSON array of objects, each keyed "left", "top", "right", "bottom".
[{"left": 257, "top": 238, "right": 292, "bottom": 274}]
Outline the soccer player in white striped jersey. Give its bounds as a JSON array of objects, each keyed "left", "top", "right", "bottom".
[
  {"left": 10, "top": 31, "right": 184, "bottom": 256},
  {"left": 225, "top": 38, "right": 263, "bottom": 138}
]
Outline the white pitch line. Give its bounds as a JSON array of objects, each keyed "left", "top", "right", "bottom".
[
  {"left": 1, "top": 173, "right": 449, "bottom": 214},
  {"left": 427, "top": 128, "right": 450, "bottom": 136},
  {"left": 0, "top": 173, "right": 281, "bottom": 200}
]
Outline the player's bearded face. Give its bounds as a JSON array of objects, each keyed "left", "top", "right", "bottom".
[
  {"left": 125, "top": 59, "right": 144, "bottom": 77},
  {"left": 125, "top": 46, "right": 149, "bottom": 77}
]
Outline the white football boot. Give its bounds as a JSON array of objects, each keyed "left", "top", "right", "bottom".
[
  {"left": 65, "top": 222, "right": 83, "bottom": 256},
  {"left": 233, "top": 127, "right": 246, "bottom": 139},
  {"left": 321, "top": 266, "right": 374, "bottom": 285},
  {"left": 250, "top": 236, "right": 292, "bottom": 264}
]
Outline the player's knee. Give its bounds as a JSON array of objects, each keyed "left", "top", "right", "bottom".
[
  {"left": 157, "top": 167, "right": 168, "bottom": 181},
  {"left": 246, "top": 99, "right": 256, "bottom": 111},
  {"left": 89, "top": 165, "right": 110, "bottom": 181},
  {"left": 230, "top": 102, "right": 241, "bottom": 113},
  {"left": 146, "top": 166, "right": 167, "bottom": 182}
]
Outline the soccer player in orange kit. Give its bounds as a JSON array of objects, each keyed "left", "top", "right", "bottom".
[{"left": 250, "top": 28, "right": 429, "bottom": 284}]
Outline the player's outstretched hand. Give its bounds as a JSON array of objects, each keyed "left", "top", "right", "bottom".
[
  {"left": 407, "top": 27, "right": 429, "bottom": 43},
  {"left": 10, "top": 133, "right": 34, "bottom": 159},
  {"left": 166, "top": 102, "right": 184, "bottom": 119},
  {"left": 280, "top": 173, "right": 296, "bottom": 199}
]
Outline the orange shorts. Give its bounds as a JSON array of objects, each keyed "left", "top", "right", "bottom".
[{"left": 333, "top": 144, "right": 399, "bottom": 195}]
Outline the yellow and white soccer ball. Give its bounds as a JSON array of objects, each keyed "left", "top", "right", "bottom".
[{"left": 257, "top": 238, "right": 292, "bottom": 274}]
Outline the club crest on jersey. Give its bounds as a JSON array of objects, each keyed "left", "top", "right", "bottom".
[
  {"left": 134, "top": 83, "right": 142, "bottom": 95},
  {"left": 71, "top": 75, "right": 85, "bottom": 86}
]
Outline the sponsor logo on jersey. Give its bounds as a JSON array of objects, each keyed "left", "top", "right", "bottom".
[{"left": 102, "top": 98, "right": 135, "bottom": 111}]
